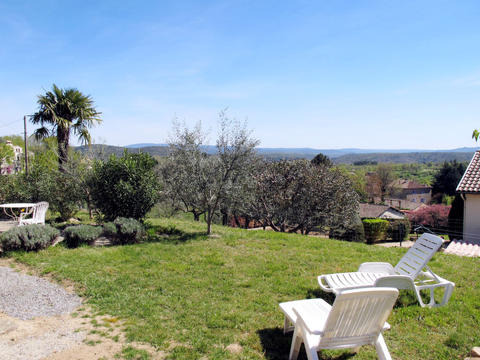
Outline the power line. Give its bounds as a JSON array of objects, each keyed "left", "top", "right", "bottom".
[{"left": 0, "top": 119, "right": 20, "bottom": 129}]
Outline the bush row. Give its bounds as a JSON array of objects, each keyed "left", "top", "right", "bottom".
[
  {"left": 64, "top": 217, "right": 145, "bottom": 248},
  {"left": 0, "top": 217, "right": 145, "bottom": 251},
  {"left": 330, "top": 218, "right": 411, "bottom": 244},
  {"left": 0, "top": 224, "right": 59, "bottom": 251}
]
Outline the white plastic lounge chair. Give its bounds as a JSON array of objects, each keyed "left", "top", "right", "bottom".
[
  {"left": 279, "top": 287, "right": 399, "bottom": 360},
  {"left": 318, "top": 233, "right": 454, "bottom": 308},
  {"left": 18, "top": 202, "right": 49, "bottom": 226}
]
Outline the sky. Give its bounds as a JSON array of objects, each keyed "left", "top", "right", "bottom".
[{"left": 1, "top": 0, "right": 480, "bottom": 149}]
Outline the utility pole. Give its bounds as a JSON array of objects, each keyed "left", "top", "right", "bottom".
[{"left": 23, "top": 115, "right": 29, "bottom": 175}]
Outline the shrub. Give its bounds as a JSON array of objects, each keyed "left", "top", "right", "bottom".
[
  {"left": 362, "top": 219, "right": 389, "bottom": 244},
  {"left": 388, "top": 219, "right": 411, "bottom": 242},
  {"left": 102, "top": 222, "right": 117, "bottom": 237},
  {"left": 329, "top": 214, "right": 365, "bottom": 242},
  {"left": 103, "top": 218, "right": 145, "bottom": 245},
  {"left": 0, "top": 224, "right": 59, "bottom": 251},
  {"left": 64, "top": 225, "right": 103, "bottom": 248},
  {"left": 88, "top": 152, "right": 161, "bottom": 221},
  {"left": 406, "top": 204, "right": 451, "bottom": 232}
]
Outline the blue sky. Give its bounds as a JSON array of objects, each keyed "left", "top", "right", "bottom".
[{"left": 1, "top": 0, "right": 480, "bottom": 149}]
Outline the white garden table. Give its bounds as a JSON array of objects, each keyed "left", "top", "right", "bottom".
[{"left": 0, "top": 203, "right": 36, "bottom": 222}]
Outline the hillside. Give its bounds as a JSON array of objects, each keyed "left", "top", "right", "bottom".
[
  {"left": 74, "top": 144, "right": 478, "bottom": 163},
  {"left": 332, "top": 151, "right": 475, "bottom": 164}
]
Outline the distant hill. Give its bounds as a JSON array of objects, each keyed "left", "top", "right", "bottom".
[
  {"left": 75, "top": 144, "right": 478, "bottom": 163},
  {"left": 332, "top": 151, "right": 475, "bottom": 164}
]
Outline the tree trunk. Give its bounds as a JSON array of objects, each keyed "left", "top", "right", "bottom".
[
  {"left": 193, "top": 212, "right": 200, "bottom": 221},
  {"left": 206, "top": 207, "right": 212, "bottom": 235},
  {"left": 244, "top": 216, "right": 250, "bottom": 229},
  {"left": 57, "top": 126, "right": 70, "bottom": 172}
]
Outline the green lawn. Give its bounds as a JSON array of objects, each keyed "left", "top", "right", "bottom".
[{"left": 10, "top": 218, "right": 480, "bottom": 359}]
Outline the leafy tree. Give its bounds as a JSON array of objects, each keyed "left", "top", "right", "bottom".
[
  {"left": 252, "top": 160, "right": 359, "bottom": 234},
  {"left": 30, "top": 84, "right": 101, "bottom": 171},
  {"left": 406, "top": 204, "right": 451, "bottom": 231},
  {"left": 88, "top": 151, "right": 161, "bottom": 221},
  {"left": 161, "top": 122, "right": 208, "bottom": 221},
  {"left": 376, "top": 163, "right": 396, "bottom": 202},
  {"left": 448, "top": 195, "right": 464, "bottom": 240},
  {"left": 0, "top": 143, "right": 14, "bottom": 166},
  {"left": 163, "top": 113, "right": 259, "bottom": 234},
  {"left": 431, "top": 161, "right": 467, "bottom": 200},
  {"left": 311, "top": 153, "right": 332, "bottom": 167},
  {"left": 473, "top": 129, "right": 479, "bottom": 141}
]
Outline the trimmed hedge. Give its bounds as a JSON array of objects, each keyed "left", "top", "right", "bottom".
[
  {"left": 0, "top": 224, "right": 59, "bottom": 251},
  {"left": 362, "top": 218, "right": 389, "bottom": 244},
  {"left": 64, "top": 225, "right": 103, "bottom": 248}
]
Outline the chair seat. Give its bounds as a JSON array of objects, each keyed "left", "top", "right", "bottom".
[
  {"left": 317, "top": 233, "right": 455, "bottom": 308},
  {"left": 320, "top": 272, "right": 387, "bottom": 293}
]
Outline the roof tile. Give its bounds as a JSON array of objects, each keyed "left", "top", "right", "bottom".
[{"left": 456, "top": 151, "right": 480, "bottom": 193}]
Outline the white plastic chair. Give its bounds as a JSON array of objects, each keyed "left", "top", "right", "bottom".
[
  {"left": 18, "top": 202, "right": 49, "bottom": 226},
  {"left": 280, "top": 287, "right": 399, "bottom": 360},
  {"left": 318, "top": 233, "right": 454, "bottom": 307}
]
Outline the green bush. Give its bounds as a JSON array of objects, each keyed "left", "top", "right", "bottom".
[
  {"left": 0, "top": 224, "right": 59, "bottom": 251},
  {"left": 388, "top": 219, "right": 411, "bottom": 242},
  {"left": 112, "top": 217, "right": 145, "bottom": 244},
  {"left": 64, "top": 225, "right": 103, "bottom": 248},
  {"left": 362, "top": 219, "right": 389, "bottom": 244},
  {"left": 102, "top": 222, "right": 117, "bottom": 237},
  {"left": 329, "top": 214, "right": 365, "bottom": 242},
  {"left": 88, "top": 152, "right": 161, "bottom": 221}
]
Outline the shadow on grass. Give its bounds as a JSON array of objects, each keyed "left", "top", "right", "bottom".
[
  {"left": 257, "top": 328, "right": 356, "bottom": 360},
  {"left": 145, "top": 224, "right": 207, "bottom": 244},
  {"left": 394, "top": 289, "right": 419, "bottom": 308},
  {"left": 305, "top": 288, "right": 336, "bottom": 304}
]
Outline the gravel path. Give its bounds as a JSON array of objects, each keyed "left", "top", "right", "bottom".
[{"left": 0, "top": 266, "right": 82, "bottom": 320}]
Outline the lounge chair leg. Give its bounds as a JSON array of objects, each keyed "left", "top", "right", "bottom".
[
  {"left": 375, "top": 334, "right": 392, "bottom": 360},
  {"left": 439, "top": 283, "right": 454, "bottom": 307},
  {"left": 284, "top": 316, "right": 290, "bottom": 334},
  {"left": 303, "top": 334, "right": 320, "bottom": 360},
  {"left": 414, "top": 287, "right": 427, "bottom": 308},
  {"left": 289, "top": 326, "right": 303, "bottom": 360}
]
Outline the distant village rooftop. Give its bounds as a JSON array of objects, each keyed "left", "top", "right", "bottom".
[
  {"left": 456, "top": 150, "right": 480, "bottom": 193},
  {"left": 391, "top": 179, "right": 430, "bottom": 190}
]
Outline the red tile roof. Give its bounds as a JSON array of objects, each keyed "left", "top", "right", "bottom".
[{"left": 456, "top": 151, "right": 480, "bottom": 193}]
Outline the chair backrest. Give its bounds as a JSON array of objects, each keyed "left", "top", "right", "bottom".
[
  {"left": 319, "top": 287, "right": 398, "bottom": 349},
  {"left": 393, "top": 233, "right": 443, "bottom": 279},
  {"left": 32, "top": 202, "right": 49, "bottom": 223}
]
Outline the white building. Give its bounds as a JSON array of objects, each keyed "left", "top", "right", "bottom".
[
  {"left": 1, "top": 140, "right": 23, "bottom": 174},
  {"left": 456, "top": 151, "right": 480, "bottom": 244}
]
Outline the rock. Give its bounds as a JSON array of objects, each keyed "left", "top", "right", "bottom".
[
  {"left": 471, "top": 347, "right": 480, "bottom": 357},
  {"left": 226, "top": 343, "right": 242, "bottom": 354}
]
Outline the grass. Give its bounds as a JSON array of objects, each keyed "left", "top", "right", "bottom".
[{"left": 10, "top": 217, "right": 480, "bottom": 359}]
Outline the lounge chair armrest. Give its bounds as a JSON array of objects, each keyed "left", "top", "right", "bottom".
[
  {"left": 374, "top": 275, "right": 414, "bottom": 290},
  {"left": 358, "top": 262, "right": 395, "bottom": 274},
  {"left": 292, "top": 306, "right": 327, "bottom": 335}
]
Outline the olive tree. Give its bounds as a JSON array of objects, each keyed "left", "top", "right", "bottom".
[
  {"left": 162, "top": 112, "right": 259, "bottom": 234},
  {"left": 252, "top": 160, "right": 359, "bottom": 234}
]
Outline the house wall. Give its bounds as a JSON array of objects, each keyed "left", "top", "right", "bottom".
[{"left": 464, "top": 194, "right": 480, "bottom": 243}]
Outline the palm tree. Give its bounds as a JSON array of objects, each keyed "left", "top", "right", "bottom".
[{"left": 31, "top": 84, "right": 102, "bottom": 171}]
